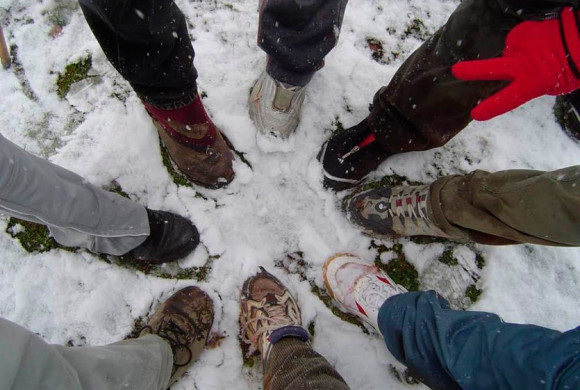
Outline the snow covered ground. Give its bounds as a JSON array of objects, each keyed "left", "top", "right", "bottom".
[{"left": 0, "top": 0, "right": 578, "bottom": 389}]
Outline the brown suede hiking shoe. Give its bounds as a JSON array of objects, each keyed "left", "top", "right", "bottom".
[
  {"left": 140, "top": 286, "right": 214, "bottom": 386},
  {"left": 144, "top": 95, "right": 235, "bottom": 189},
  {"left": 240, "top": 267, "right": 309, "bottom": 362}
]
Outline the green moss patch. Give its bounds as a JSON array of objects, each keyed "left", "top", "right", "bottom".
[
  {"left": 466, "top": 284, "right": 483, "bottom": 303},
  {"left": 404, "top": 18, "right": 428, "bottom": 41},
  {"left": 438, "top": 247, "right": 458, "bottom": 266},
  {"left": 6, "top": 218, "right": 74, "bottom": 253},
  {"left": 56, "top": 55, "right": 92, "bottom": 98},
  {"left": 475, "top": 253, "right": 486, "bottom": 269},
  {"left": 373, "top": 242, "right": 420, "bottom": 291},
  {"left": 159, "top": 141, "right": 195, "bottom": 188}
]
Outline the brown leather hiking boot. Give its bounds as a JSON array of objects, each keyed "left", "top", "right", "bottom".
[
  {"left": 139, "top": 286, "right": 214, "bottom": 386},
  {"left": 144, "top": 95, "right": 235, "bottom": 188}
]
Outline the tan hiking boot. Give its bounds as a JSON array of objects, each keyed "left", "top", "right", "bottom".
[
  {"left": 140, "top": 286, "right": 214, "bottom": 386},
  {"left": 144, "top": 95, "right": 234, "bottom": 188},
  {"left": 240, "top": 267, "right": 309, "bottom": 362}
]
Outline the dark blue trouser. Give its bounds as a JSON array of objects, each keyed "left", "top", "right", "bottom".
[
  {"left": 258, "top": 0, "right": 347, "bottom": 86},
  {"left": 78, "top": 0, "right": 347, "bottom": 107},
  {"left": 378, "top": 291, "right": 580, "bottom": 390}
]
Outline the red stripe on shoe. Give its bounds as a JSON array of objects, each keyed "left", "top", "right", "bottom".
[
  {"left": 377, "top": 276, "right": 391, "bottom": 285},
  {"left": 356, "top": 301, "right": 367, "bottom": 317}
]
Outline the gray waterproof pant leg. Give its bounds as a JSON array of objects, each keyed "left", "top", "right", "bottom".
[
  {"left": 0, "top": 317, "right": 172, "bottom": 390},
  {"left": 0, "top": 134, "right": 149, "bottom": 255}
]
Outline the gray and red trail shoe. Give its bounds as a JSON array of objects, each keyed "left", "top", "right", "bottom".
[{"left": 347, "top": 184, "right": 451, "bottom": 239}]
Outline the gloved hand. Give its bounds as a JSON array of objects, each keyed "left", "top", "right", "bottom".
[{"left": 452, "top": 7, "right": 580, "bottom": 121}]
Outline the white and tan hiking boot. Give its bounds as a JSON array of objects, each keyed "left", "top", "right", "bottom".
[
  {"left": 248, "top": 71, "right": 306, "bottom": 138},
  {"left": 240, "top": 267, "right": 309, "bottom": 362}
]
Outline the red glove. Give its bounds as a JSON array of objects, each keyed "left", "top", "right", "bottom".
[{"left": 452, "top": 7, "right": 580, "bottom": 121}]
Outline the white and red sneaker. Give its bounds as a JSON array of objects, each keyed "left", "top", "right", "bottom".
[{"left": 323, "top": 253, "right": 406, "bottom": 333}]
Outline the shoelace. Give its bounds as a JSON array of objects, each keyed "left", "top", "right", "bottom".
[
  {"left": 358, "top": 276, "right": 394, "bottom": 308},
  {"left": 356, "top": 275, "right": 403, "bottom": 312},
  {"left": 387, "top": 188, "right": 429, "bottom": 221},
  {"left": 141, "top": 318, "right": 193, "bottom": 368},
  {"left": 242, "top": 302, "right": 296, "bottom": 349}
]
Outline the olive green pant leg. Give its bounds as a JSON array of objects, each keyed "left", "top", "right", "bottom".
[
  {"left": 429, "top": 166, "right": 580, "bottom": 246},
  {"left": 263, "top": 338, "right": 350, "bottom": 390}
]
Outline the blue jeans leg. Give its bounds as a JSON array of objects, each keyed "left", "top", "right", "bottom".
[{"left": 377, "top": 291, "right": 580, "bottom": 390}]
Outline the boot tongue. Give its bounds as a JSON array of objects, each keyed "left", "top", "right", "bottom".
[{"left": 273, "top": 85, "right": 296, "bottom": 112}]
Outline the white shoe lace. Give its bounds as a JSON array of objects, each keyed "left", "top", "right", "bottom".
[
  {"left": 356, "top": 275, "right": 398, "bottom": 311},
  {"left": 387, "top": 186, "right": 430, "bottom": 221},
  {"left": 242, "top": 293, "right": 300, "bottom": 354}
]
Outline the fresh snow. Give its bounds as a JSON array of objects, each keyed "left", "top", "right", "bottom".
[{"left": 0, "top": 0, "right": 579, "bottom": 389}]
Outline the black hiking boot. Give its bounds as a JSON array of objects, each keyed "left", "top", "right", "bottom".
[
  {"left": 554, "top": 90, "right": 580, "bottom": 141},
  {"left": 139, "top": 286, "right": 214, "bottom": 386},
  {"left": 129, "top": 209, "right": 199, "bottom": 264},
  {"left": 317, "top": 119, "right": 388, "bottom": 191}
]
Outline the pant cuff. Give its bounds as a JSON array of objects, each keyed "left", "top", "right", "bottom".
[
  {"left": 429, "top": 176, "right": 470, "bottom": 241},
  {"left": 266, "top": 57, "right": 316, "bottom": 87},
  {"left": 138, "top": 88, "right": 198, "bottom": 110}
]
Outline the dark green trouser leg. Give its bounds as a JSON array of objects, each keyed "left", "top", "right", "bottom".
[
  {"left": 429, "top": 166, "right": 580, "bottom": 246},
  {"left": 368, "top": 0, "right": 524, "bottom": 153},
  {"left": 263, "top": 338, "right": 350, "bottom": 390}
]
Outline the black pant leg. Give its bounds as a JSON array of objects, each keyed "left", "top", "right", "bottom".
[{"left": 79, "top": 0, "right": 197, "bottom": 107}]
